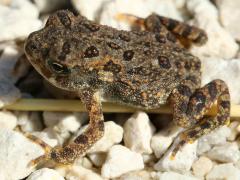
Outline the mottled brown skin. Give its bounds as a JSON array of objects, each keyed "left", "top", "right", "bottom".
[{"left": 24, "top": 10, "right": 230, "bottom": 164}]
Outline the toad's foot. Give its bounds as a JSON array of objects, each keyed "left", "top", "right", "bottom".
[
  {"left": 28, "top": 91, "right": 104, "bottom": 166},
  {"left": 169, "top": 79, "right": 230, "bottom": 160}
]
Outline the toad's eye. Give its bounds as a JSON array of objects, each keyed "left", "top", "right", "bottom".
[{"left": 48, "top": 60, "right": 70, "bottom": 74}]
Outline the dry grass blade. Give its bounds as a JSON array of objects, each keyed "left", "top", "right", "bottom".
[{"left": 1, "top": 98, "right": 240, "bottom": 117}]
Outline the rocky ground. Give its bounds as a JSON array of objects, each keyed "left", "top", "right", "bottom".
[{"left": 1, "top": 0, "right": 240, "bottom": 179}]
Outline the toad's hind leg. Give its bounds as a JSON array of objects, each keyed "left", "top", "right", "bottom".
[
  {"left": 29, "top": 91, "right": 104, "bottom": 165},
  {"left": 170, "top": 79, "right": 230, "bottom": 158},
  {"left": 144, "top": 13, "right": 208, "bottom": 46},
  {"left": 117, "top": 13, "right": 207, "bottom": 48}
]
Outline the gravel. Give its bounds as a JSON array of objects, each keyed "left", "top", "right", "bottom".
[{"left": 1, "top": 0, "right": 240, "bottom": 179}]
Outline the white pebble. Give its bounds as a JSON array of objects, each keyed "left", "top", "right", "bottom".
[
  {"left": 17, "top": 111, "right": 43, "bottom": 132},
  {"left": 0, "top": 0, "right": 42, "bottom": 41},
  {"left": 73, "top": 0, "right": 182, "bottom": 30},
  {"left": 216, "top": 0, "right": 240, "bottom": 41},
  {"left": 88, "top": 153, "right": 106, "bottom": 167},
  {"left": 206, "top": 163, "right": 240, "bottom": 180},
  {"left": 187, "top": 0, "right": 238, "bottom": 59},
  {"left": 124, "top": 111, "right": 155, "bottom": 154},
  {"left": 86, "top": 121, "right": 123, "bottom": 153},
  {"left": 207, "top": 142, "right": 240, "bottom": 163},
  {"left": 197, "top": 125, "right": 231, "bottom": 155},
  {"left": 31, "top": 131, "right": 58, "bottom": 147},
  {"left": 227, "top": 121, "right": 240, "bottom": 141},
  {"left": 43, "top": 112, "right": 87, "bottom": 133},
  {"left": 192, "top": 156, "right": 213, "bottom": 177},
  {"left": 154, "top": 138, "right": 198, "bottom": 173},
  {"left": 159, "top": 171, "right": 200, "bottom": 180},
  {"left": 151, "top": 124, "right": 182, "bottom": 158},
  {"left": 59, "top": 165, "right": 103, "bottom": 180},
  {"left": 27, "top": 168, "right": 64, "bottom": 180},
  {"left": 0, "top": 111, "right": 17, "bottom": 130},
  {"left": 119, "top": 170, "right": 155, "bottom": 180},
  {"left": 101, "top": 145, "right": 144, "bottom": 178},
  {"left": 201, "top": 58, "right": 240, "bottom": 104},
  {"left": 0, "top": 129, "right": 44, "bottom": 180}
]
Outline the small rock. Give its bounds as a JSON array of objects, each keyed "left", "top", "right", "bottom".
[
  {"left": 159, "top": 171, "right": 200, "bottom": 180},
  {"left": 0, "top": 77, "right": 21, "bottom": 108},
  {"left": 73, "top": 157, "right": 93, "bottom": 170},
  {"left": 216, "top": 0, "right": 240, "bottom": 41},
  {"left": 101, "top": 145, "right": 144, "bottom": 178},
  {"left": 31, "top": 131, "right": 58, "bottom": 147},
  {"left": 73, "top": 0, "right": 182, "bottom": 29},
  {"left": 124, "top": 111, "right": 155, "bottom": 154},
  {"left": 26, "top": 168, "right": 64, "bottom": 180},
  {"left": 43, "top": 112, "right": 87, "bottom": 133},
  {"left": 187, "top": 0, "right": 238, "bottom": 59},
  {"left": 201, "top": 58, "right": 240, "bottom": 104},
  {"left": 59, "top": 165, "right": 103, "bottom": 180},
  {"left": 0, "top": 129, "right": 44, "bottom": 180},
  {"left": 151, "top": 124, "right": 182, "bottom": 158},
  {"left": 197, "top": 125, "right": 231, "bottom": 155},
  {"left": 0, "top": 46, "right": 21, "bottom": 82},
  {"left": 42, "top": 127, "right": 71, "bottom": 146},
  {"left": 0, "top": 111, "right": 17, "bottom": 130},
  {"left": 207, "top": 142, "right": 240, "bottom": 163},
  {"left": 154, "top": 138, "right": 198, "bottom": 173},
  {"left": 227, "top": 121, "right": 240, "bottom": 141},
  {"left": 192, "top": 156, "right": 213, "bottom": 177},
  {"left": 0, "top": 0, "right": 42, "bottom": 41},
  {"left": 80, "top": 121, "right": 123, "bottom": 153},
  {"left": 100, "top": 0, "right": 183, "bottom": 30},
  {"left": 206, "top": 163, "right": 240, "bottom": 180},
  {"left": 88, "top": 153, "right": 106, "bottom": 167},
  {"left": 119, "top": 170, "right": 155, "bottom": 180},
  {"left": 17, "top": 111, "right": 43, "bottom": 132}
]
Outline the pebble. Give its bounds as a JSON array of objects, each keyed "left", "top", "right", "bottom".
[
  {"left": 86, "top": 121, "right": 123, "bottom": 153},
  {"left": 0, "top": 129, "right": 44, "bottom": 180},
  {"left": 0, "top": 77, "right": 21, "bottom": 108},
  {"left": 227, "top": 121, "right": 240, "bottom": 141},
  {"left": 0, "top": 111, "right": 17, "bottom": 130},
  {"left": 123, "top": 111, "right": 155, "bottom": 154},
  {"left": 101, "top": 145, "right": 144, "bottom": 178},
  {"left": 206, "top": 163, "right": 240, "bottom": 180},
  {"left": 197, "top": 125, "right": 231, "bottom": 155},
  {"left": 73, "top": 0, "right": 182, "bottom": 30},
  {"left": 192, "top": 156, "right": 213, "bottom": 177},
  {"left": 26, "top": 168, "right": 64, "bottom": 180},
  {"left": 159, "top": 171, "right": 200, "bottom": 180},
  {"left": 216, "top": 0, "right": 240, "bottom": 41},
  {"left": 43, "top": 111, "right": 87, "bottom": 133},
  {"left": 119, "top": 170, "right": 155, "bottom": 180},
  {"left": 58, "top": 165, "right": 103, "bottom": 180},
  {"left": 201, "top": 58, "right": 240, "bottom": 104},
  {"left": 151, "top": 124, "right": 182, "bottom": 158},
  {"left": 0, "top": 47, "right": 21, "bottom": 108},
  {"left": 154, "top": 138, "right": 198, "bottom": 173},
  {"left": 187, "top": 0, "right": 238, "bottom": 59},
  {"left": 88, "top": 153, "right": 106, "bottom": 167},
  {"left": 0, "top": 0, "right": 42, "bottom": 41},
  {"left": 17, "top": 111, "right": 43, "bottom": 132},
  {"left": 207, "top": 142, "right": 240, "bottom": 163}
]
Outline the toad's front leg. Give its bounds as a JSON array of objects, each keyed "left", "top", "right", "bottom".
[{"left": 30, "top": 90, "right": 104, "bottom": 165}]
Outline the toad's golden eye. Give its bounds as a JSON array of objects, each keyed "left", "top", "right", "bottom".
[{"left": 48, "top": 60, "right": 70, "bottom": 74}]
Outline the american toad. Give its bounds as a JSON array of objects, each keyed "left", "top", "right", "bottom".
[{"left": 24, "top": 10, "right": 230, "bottom": 165}]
